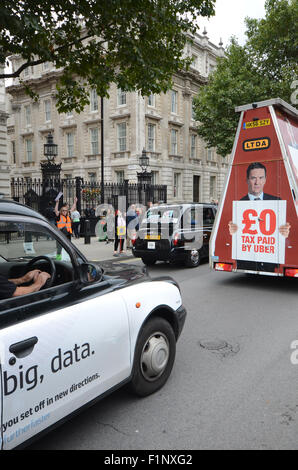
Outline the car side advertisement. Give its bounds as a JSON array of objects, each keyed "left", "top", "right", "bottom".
[
  {"left": 0, "top": 292, "right": 131, "bottom": 450},
  {"left": 211, "top": 100, "right": 298, "bottom": 276}
]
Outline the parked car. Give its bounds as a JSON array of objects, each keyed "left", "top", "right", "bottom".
[
  {"left": 132, "top": 203, "right": 217, "bottom": 268},
  {"left": 0, "top": 200, "right": 186, "bottom": 450}
]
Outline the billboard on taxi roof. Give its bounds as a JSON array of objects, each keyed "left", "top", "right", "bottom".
[{"left": 210, "top": 98, "right": 298, "bottom": 277}]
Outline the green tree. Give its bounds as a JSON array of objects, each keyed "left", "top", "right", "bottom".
[
  {"left": 0, "top": 0, "right": 215, "bottom": 112},
  {"left": 194, "top": 0, "right": 298, "bottom": 158}
]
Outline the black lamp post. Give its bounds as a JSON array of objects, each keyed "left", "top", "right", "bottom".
[
  {"left": 137, "top": 148, "right": 152, "bottom": 185},
  {"left": 40, "top": 133, "right": 62, "bottom": 216},
  {"left": 41, "top": 132, "right": 61, "bottom": 181},
  {"left": 44, "top": 132, "right": 58, "bottom": 161}
]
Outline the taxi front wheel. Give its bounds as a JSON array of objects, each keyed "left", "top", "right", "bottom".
[{"left": 130, "top": 317, "right": 176, "bottom": 397}]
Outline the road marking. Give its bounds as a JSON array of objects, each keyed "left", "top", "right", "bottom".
[{"left": 118, "top": 258, "right": 143, "bottom": 264}]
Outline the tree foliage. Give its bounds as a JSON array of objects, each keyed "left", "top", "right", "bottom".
[
  {"left": 194, "top": 0, "right": 298, "bottom": 157},
  {"left": 0, "top": 0, "right": 215, "bottom": 112}
]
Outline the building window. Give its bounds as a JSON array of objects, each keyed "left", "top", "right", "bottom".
[
  {"left": 170, "top": 129, "right": 178, "bottom": 155},
  {"left": 44, "top": 100, "right": 51, "bottom": 122},
  {"left": 25, "top": 139, "right": 33, "bottom": 162},
  {"left": 90, "top": 128, "right": 99, "bottom": 155},
  {"left": 210, "top": 176, "right": 216, "bottom": 199},
  {"left": 43, "top": 62, "right": 50, "bottom": 71},
  {"left": 171, "top": 90, "right": 178, "bottom": 114},
  {"left": 24, "top": 105, "right": 31, "bottom": 127},
  {"left": 191, "top": 54, "right": 198, "bottom": 69},
  {"left": 148, "top": 93, "right": 155, "bottom": 107},
  {"left": 117, "top": 89, "right": 126, "bottom": 106},
  {"left": 117, "top": 122, "right": 127, "bottom": 152},
  {"left": 148, "top": 123, "right": 155, "bottom": 152},
  {"left": 115, "top": 170, "right": 125, "bottom": 183},
  {"left": 88, "top": 172, "right": 97, "bottom": 183},
  {"left": 90, "top": 89, "right": 98, "bottom": 112},
  {"left": 151, "top": 171, "right": 159, "bottom": 185},
  {"left": 11, "top": 141, "right": 16, "bottom": 164},
  {"left": 190, "top": 134, "right": 197, "bottom": 158},
  {"left": 207, "top": 147, "right": 214, "bottom": 161},
  {"left": 66, "top": 132, "right": 74, "bottom": 158},
  {"left": 173, "top": 172, "right": 181, "bottom": 198}
]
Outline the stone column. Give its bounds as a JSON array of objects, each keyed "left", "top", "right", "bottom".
[{"left": 0, "top": 73, "right": 10, "bottom": 197}]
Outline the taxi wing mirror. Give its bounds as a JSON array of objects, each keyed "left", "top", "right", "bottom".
[{"left": 78, "top": 263, "right": 103, "bottom": 285}]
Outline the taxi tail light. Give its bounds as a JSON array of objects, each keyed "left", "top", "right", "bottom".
[
  {"left": 285, "top": 268, "right": 298, "bottom": 278},
  {"left": 173, "top": 233, "right": 180, "bottom": 247},
  {"left": 215, "top": 262, "right": 233, "bottom": 272},
  {"left": 131, "top": 233, "right": 137, "bottom": 246}
]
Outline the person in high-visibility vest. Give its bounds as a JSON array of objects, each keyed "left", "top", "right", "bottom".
[{"left": 54, "top": 197, "right": 77, "bottom": 259}]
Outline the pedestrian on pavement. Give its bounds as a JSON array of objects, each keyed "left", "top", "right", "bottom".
[
  {"left": 126, "top": 204, "right": 138, "bottom": 249},
  {"left": 55, "top": 197, "right": 77, "bottom": 259},
  {"left": 114, "top": 209, "right": 126, "bottom": 256},
  {"left": 97, "top": 212, "right": 108, "bottom": 242},
  {"left": 71, "top": 207, "right": 81, "bottom": 239}
]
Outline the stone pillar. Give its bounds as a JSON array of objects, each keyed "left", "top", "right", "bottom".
[{"left": 0, "top": 72, "right": 10, "bottom": 198}]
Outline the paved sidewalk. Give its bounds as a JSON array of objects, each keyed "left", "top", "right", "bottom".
[{"left": 71, "top": 236, "right": 135, "bottom": 262}]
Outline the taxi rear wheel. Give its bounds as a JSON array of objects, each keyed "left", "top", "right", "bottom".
[
  {"left": 130, "top": 317, "right": 176, "bottom": 397},
  {"left": 184, "top": 249, "right": 200, "bottom": 268}
]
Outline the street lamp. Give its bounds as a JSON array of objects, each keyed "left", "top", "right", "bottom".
[
  {"left": 139, "top": 148, "right": 150, "bottom": 172},
  {"left": 137, "top": 148, "right": 152, "bottom": 185},
  {"left": 41, "top": 132, "right": 61, "bottom": 181},
  {"left": 44, "top": 132, "right": 58, "bottom": 162}
]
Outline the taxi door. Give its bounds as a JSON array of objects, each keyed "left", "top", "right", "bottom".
[{"left": 0, "top": 288, "right": 130, "bottom": 450}]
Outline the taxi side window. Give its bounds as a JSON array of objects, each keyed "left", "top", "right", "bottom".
[
  {"left": 182, "top": 208, "right": 201, "bottom": 230},
  {"left": 203, "top": 208, "right": 215, "bottom": 225},
  {"left": 0, "top": 221, "right": 70, "bottom": 263}
]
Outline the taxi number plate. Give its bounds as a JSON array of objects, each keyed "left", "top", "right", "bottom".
[
  {"left": 147, "top": 242, "right": 156, "bottom": 249},
  {"left": 145, "top": 235, "right": 160, "bottom": 240}
]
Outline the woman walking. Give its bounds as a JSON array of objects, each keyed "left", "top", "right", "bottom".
[{"left": 113, "top": 209, "right": 126, "bottom": 256}]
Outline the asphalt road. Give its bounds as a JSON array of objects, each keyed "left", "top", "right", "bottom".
[{"left": 29, "top": 259, "right": 298, "bottom": 450}]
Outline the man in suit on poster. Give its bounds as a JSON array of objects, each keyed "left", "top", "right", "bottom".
[
  {"left": 229, "top": 162, "right": 291, "bottom": 237},
  {"left": 228, "top": 162, "right": 291, "bottom": 272}
]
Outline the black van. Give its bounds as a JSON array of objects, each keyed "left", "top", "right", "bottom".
[{"left": 132, "top": 203, "right": 217, "bottom": 267}]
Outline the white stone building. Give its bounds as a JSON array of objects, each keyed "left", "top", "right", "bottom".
[{"left": 6, "top": 31, "right": 229, "bottom": 203}]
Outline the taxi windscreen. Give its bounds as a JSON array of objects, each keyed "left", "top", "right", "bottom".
[{"left": 142, "top": 208, "right": 180, "bottom": 225}]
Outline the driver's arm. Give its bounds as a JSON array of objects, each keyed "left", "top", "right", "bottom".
[
  {"left": 9, "top": 269, "right": 41, "bottom": 286},
  {"left": 12, "top": 271, "right": 51, "bottom": 297}
]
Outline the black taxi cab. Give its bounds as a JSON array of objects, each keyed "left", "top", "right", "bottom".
[
  {"left": 132, "top": 203, "right": 217, "bottom": 267},
  {"left": 0, "top": 200, "right": 186, "bottom": 449}
]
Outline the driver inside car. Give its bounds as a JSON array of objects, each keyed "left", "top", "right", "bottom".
[{"left": 0, "top": 269, "right": 51, "bottom": 299}]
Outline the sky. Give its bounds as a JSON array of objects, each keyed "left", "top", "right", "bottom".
[{"left": 198, "top": 0, "right": 266, "bottom": 47}]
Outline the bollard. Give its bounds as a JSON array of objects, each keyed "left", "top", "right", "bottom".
[{"left": 84, "top": 219, "right": 91, "bottom": 244}]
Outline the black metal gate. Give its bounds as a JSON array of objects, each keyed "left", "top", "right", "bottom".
[{"left": 11, "top": 177, "right": 167, "bottom": 234}]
